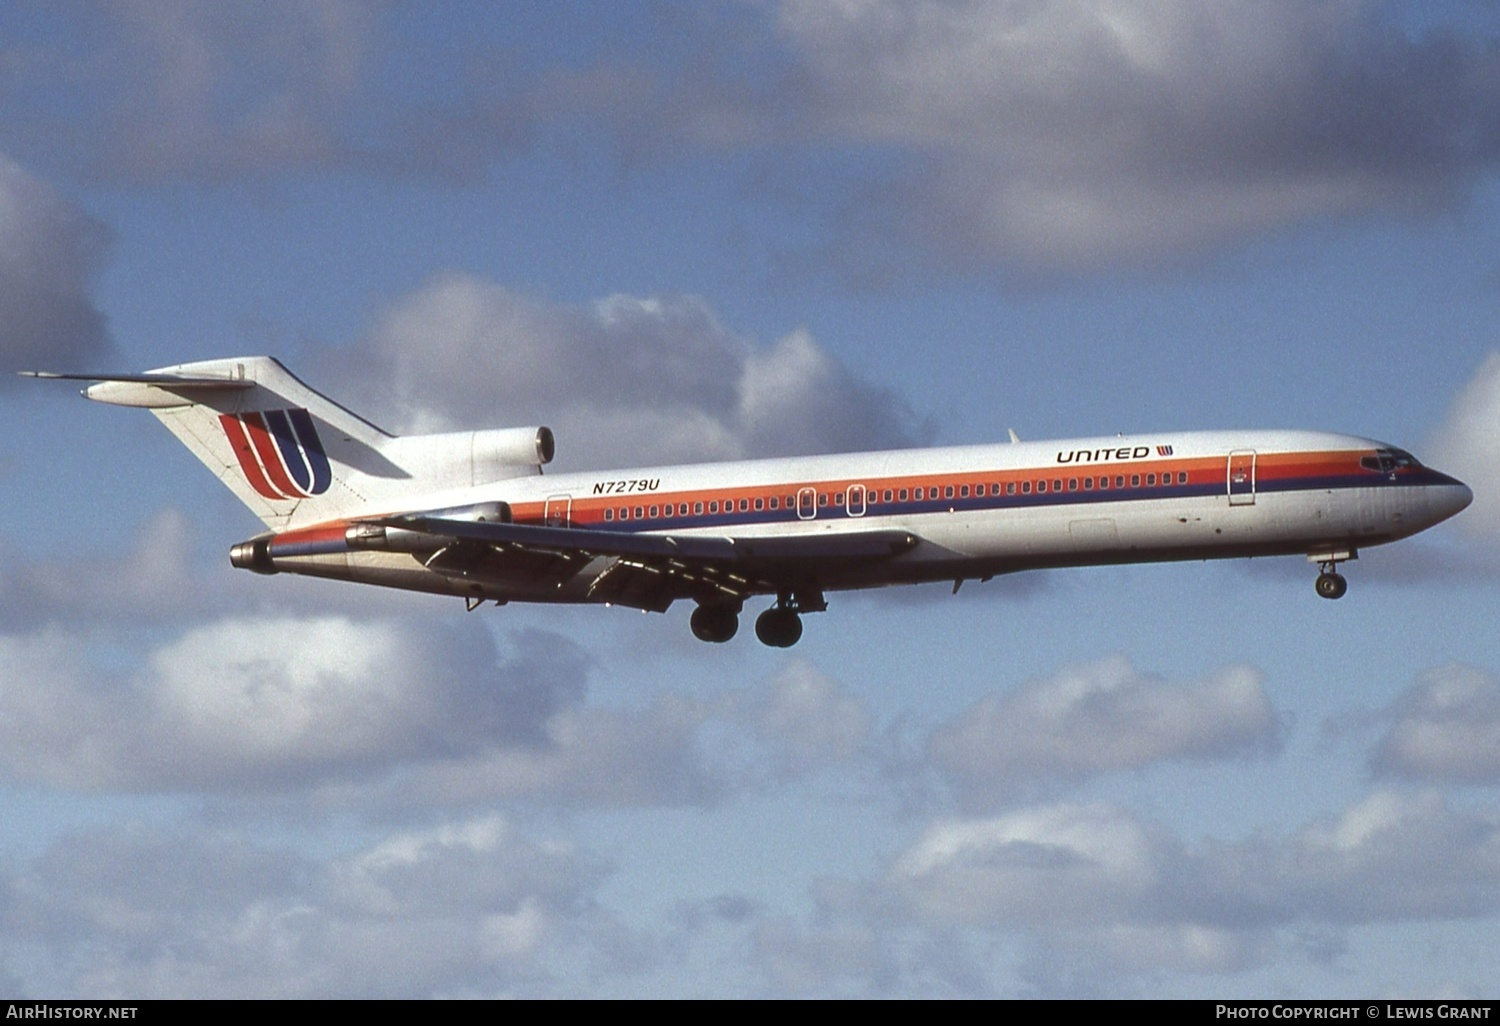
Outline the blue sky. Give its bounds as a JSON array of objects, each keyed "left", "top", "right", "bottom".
[{"left": 4, "top": 0, "right": 1500, "bottom": 997}]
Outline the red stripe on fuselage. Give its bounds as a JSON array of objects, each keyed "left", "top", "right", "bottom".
[{"left": 503, "top": 450, "right": 1381, "bottom": 530}]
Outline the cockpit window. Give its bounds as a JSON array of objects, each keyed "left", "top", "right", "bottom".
[{"left": 1361, "top": 448, "right": 1422, "bottom": 473}]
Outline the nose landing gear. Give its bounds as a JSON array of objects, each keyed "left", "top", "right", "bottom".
[
  {"left": 1307, "top": 549, "right": 1355, "bottom": 601},
  {"left": 1315, "top": 568, "right": 1348, "bottom": 600}
]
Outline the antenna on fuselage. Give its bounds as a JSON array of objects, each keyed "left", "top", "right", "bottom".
[{"left": 1007, "top": 428, "right": 1021, "bottom": 444}]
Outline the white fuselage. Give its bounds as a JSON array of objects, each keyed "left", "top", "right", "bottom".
[{"left": 259, "top": 428, "right": 1472, "bottom": 606}]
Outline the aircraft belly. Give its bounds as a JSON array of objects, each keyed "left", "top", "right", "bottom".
[{"left": 885, "top": 488, "right": 1405, "bottom": 572}]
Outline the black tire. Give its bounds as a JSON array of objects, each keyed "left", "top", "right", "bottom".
[
  {"left": 755, "top": 607, "right": 803, "bottom": 647},
  {"left": 1315, "top": 572, "right": 1348, "bottom": 600},
  {"left": 691, "top": 605, "right": 739, "bottom": 643}
]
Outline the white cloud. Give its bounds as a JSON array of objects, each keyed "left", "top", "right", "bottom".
[
  {"left": 809, "top": 788, "right": 1500, "bottom": 988},
  {"left": 2, "top": 815, "right": 635, "bottom": 998},
  {"left": 84, "top": 0, "right": 375, "bottom": 181},
  {"left": 0, "top": 154, "right": 111, "bottom": 377},
  {"left": 380, "top": 694, "right": 726, "bottom": 809},
  {"left": 1244, "top": 789, "right": 1500, "bottom": 924},
  {"left": 1367, "top": 664, "right": 1500, "bottom": 783},
  {"left": 928, "top": 655, "right": 1282, "bottom": 808},
  {"left": 0, "top": 509, "right": 204, "bottom": 628},
  {"left": 741, "top": 660, "right": 874, "bottom": 773},
  {"left": 0, "top": 607, "right": 751, "bottom": 807},
  {"left": 909, "top": 790, "right": 1500, "bottom": 945},
  {"left": 0, "top": 615, "right": 618, "bottom": 793},
  {"left": 895, "top": 803, "right": 1168, "bottom": 926},
  {"left": 772, "top": 0, "right": 1500, "bottom": 275},
  {"left": 332, "top": 273, "right": 924, "bottom": 468},
  {"left": 1429, "top": 351, "right": 1500, "bottom": 542},
  {"left": 11, "top": 4, "right": 1490, "bottom": 276}
]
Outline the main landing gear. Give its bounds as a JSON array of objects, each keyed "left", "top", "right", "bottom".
[
  {"left": 691, "top": 590, "right": 825, "bottom": 647},
  {"left": 753, "top": 590, "right": 825, "bottom": 648},
  {"left": 690, "top": 603, "right": 741, "bottom": 644},
  {"left": 755, "top": 605, "right": 802, "bottom": 648}
]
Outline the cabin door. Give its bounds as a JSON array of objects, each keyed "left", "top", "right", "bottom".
[
  {"left": 544, "top": 493, "right": 573, "bottom": 526},
  {"left": 1227, "top": 451, "right": 1256, "bottom": 506},
  {"left": 797, "top": 487, "right": 817, "bottom": 520}
]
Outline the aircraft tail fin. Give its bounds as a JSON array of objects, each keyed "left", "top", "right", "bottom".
[{"left": 38, "top": 356, "right": 553, "bottom": 529}]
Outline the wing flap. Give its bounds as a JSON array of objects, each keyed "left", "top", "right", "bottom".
[
  {"left": 382, "top": 515, "right": 921, "bottom": 612},
  {"left": 387, "top": 515, "right": 918, "bottom": 564}
]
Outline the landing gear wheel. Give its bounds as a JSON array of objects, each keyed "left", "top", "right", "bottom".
[
  {"left": 1315, "top": 572, "right": 1348, "bottom": 600},
  {"left": 755, "top": 606, "right": 803, "bottom": 648},
  {"left": 691, "top": 605, "right": 739, "bottom": 643}
]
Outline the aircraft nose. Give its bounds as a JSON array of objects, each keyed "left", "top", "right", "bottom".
[{"left": 1431, "top": 479, "right": 1473, "bottom": 524}]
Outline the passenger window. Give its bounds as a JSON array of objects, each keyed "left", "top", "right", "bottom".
[
  {"left": 754, "top": 497, "right": 764, "bottom": 511},
  {"left": 1038, "top": 481, "right": 1047, "bottom": 493},
  {"left": 899, "top": 488, "right": 908, "bottom": 501},
  {"left": 1068, "top": 478, "right": 1078, "bottom": 491},
  {"left": 709, "top": 501, "right": 718, "bottom": 514},
  {"left": 695, "top": 502, "right": 704, "bottom": 515},
  {"left": 739, "top": 499, "right": 749, "bottom": 512},
  {"left": 1130, "top": 475, "right": 1140, "bottom": 488},
  {"left": 1053, "top": 479, "right": 1062, "bottom": 492},
  {"left": 819, "top": 494, "right": 828, "bottom": 506},
  {"left": 915, "top": 488, "right": 924, "bottom": 500},
  {"left": 635, "top": 506, "right": 645, "bottom": 519},
  {"left": 769, "top": 497, "right": 778, "bottom": 510},
  {"left": 604, "top": 508, "right": 614, "bottom": 521},
  {"left": 1006, "top": 482, "right": 1016, "bottom": 496},
  {"left": 1084, "top": 478, "right": 1093, "bottom": 490},
  {"left": 959, "top": 485, "right": 969, "bottom": 498},
  {"left": 1146, "top": 474, "right": 1155, "bottom": 486}
]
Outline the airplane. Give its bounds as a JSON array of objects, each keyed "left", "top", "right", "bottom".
[{"left": 25, "top": 356, "right": 1473, "bottom": 647}]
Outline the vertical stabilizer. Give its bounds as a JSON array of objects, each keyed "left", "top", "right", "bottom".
[
  {"left": 38, "top": 356, "right": 555, "bottom": 529},
  {"left": 80, "top": 357, "right": 393, "bottom": 529}
]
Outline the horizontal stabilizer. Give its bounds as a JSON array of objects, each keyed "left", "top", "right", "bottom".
[{"left": 18, "top": 370, "right": 255, "bottom": 388}]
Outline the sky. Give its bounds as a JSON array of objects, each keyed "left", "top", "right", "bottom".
[{"left": 4, "top": 0, "right": 1500, "bottom": 998}]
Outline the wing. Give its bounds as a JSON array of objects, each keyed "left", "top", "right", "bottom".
[{"left": 381, "top": 514, "right": 921, "bottom": 612}]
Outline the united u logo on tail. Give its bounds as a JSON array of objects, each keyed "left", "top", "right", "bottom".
[{"left": 219, "top": 409, "right": 332, "bottom": 500}]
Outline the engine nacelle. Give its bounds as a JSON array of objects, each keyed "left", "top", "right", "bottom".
[
  {"left": 229, "top": 537, "right": 277, "bottom": 574},
  {"left": 382, "top": 426, "right": 555, "bottom": 488},
  {"left": 345, "top": 501, "right": 511, "bottom": 553}
]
